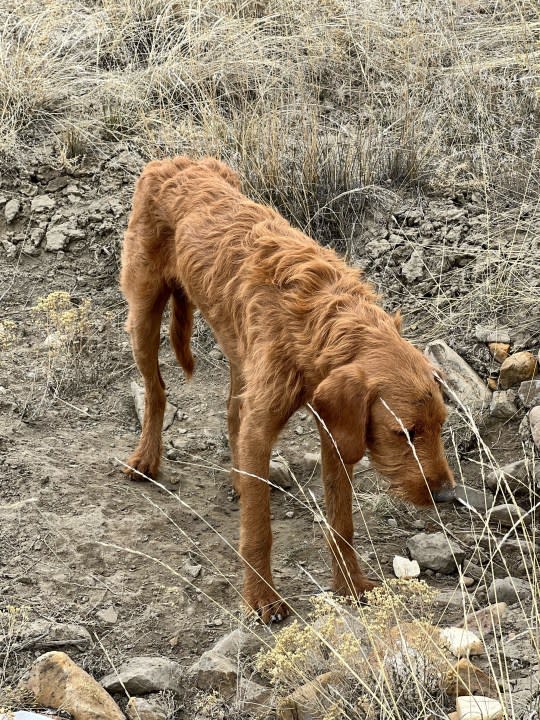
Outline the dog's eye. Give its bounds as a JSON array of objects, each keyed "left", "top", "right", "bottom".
[{"left": 398, "top": 428, "right": 415, "bottom": 443}]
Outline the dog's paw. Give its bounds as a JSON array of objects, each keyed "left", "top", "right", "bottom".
[
  {"left": 246, "top": 589, "right": 290, "bottom": 624},
  {"left": 124, "top": 452, "right": 158, "bottom": 481}
]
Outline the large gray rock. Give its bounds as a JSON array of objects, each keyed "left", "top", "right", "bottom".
[
  {"left": 487, "top": 577, "right": 531, "bottom": 604},
  {"left": 269, "top": 459, "right": 293, "bottom": 490},
  {"left": 455, "top": 484, "right": 494, "bottom": 512},
  {"left": 424, "top": 340, "right": 490, "bottom": 411},
  {"left": 489, "top": 390, "right": 518, "bottom": 419},
  {"left": 100, "top": 656, "right": 183, "bottom": 694},
  {"left": 211, "top": 628, "right": 262, "bottom": 659},
  {"left": 406, "top": 532, "right": 465, "bottom": 573},
  {"left": 31, "top": 195, "right": 56, "bottom": 213},
  {"left": 487, "top": 503, "right": 528, "bottom": 529},
  {"left": 17, "top": 620, "right": 92, "bottom": 651},
  {"left": 518, "top": 380, "right": 540, "bottom": 408},
  {"left": 189, "top": 650, "right": 237, "bottom": 693},
  {"left": 487, "top": 459, "right": 539, "bottom": 493},
  {"left": 126, "top": 697, "right": 166, "bottom": 720}
]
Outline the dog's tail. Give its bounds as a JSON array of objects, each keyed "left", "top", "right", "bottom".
[{"left": 169, "top": 286, "right": 195, "bottom": 378}]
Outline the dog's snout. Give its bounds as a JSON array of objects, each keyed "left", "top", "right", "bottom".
[{"left": 431, "top": 487, "right": 456, "bottom": 503}]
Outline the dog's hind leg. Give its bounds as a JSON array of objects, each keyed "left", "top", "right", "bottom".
[
  {"left": 124, "top": 282, "right": 171, "bottom": 480},
  {"left": 318, "top": 426, "right": 377, "bottom": 598}
]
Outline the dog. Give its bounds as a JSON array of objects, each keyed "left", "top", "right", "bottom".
[{"left": 120, "top": 156, "right": 456, "bottom": 623}]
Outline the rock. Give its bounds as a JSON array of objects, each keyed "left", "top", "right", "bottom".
[
  {"left": 518, "top": 379, "right": 540, "bottom": 408},
  {"left": 130, "top": 381, "right": 177, "bottom": 431},
  {"left": 455, "top": 484, "right": 494, "bottom": 512},
  {"left": 5, "top": 198, "right": 21, "bottom": 223},
  {"left": 406, "top": 532, "right": 465, "bottom": 573},
  {"left": 455, "top": 696, "right": 503, "bottom": 720},
  {"left": 189, "top": 650, "right": 237, "bottom": 693},
  {"left": 269, "top": 459, "right": 293, "bottom": 489},
  {"left": 17, "top": 620, "right": 92, "bottom": 651},
  {"left": 458, "top": 603, "right": 508, "bottom": 637},
  {"left": 1, "top": 713, "right": 62, "bottom": 720},
  {"left": 487, "top": 377, "right": 498, "bottom": 391},
  {"left": 210, "top": 628, "right": 261, "bottom": 660},
  {"left": 45, "top": 228, "right": 69, "bottom": 251},
  {"left": 392, "top": 555, "right": 420, "bottom": 578},
  {"left": 278, "top": 672, "right": 342, "bottom": 720},
  {"left": 487, "top": 577, "right": 531, "bottom": 604},
  {"left": 486, "top": 459, "right": 539, "bottom": 493},
  {"left": 46, "top": 176, "right": 71, "bottom": 192},
  {"left": 487, "top": 503, "right": 527, "bottom": 529},
  {"left": 424, "top": 340, "right": 491, "bottom": 411},
  {"left": 444, "top": 658, "right": 496, "bottom": 698},
  {"left": 96, "top": 606, "right": 118, "bottom": 625},
  {"left": 239, "top": 677, "right": 272, "bottom": 712},
  {"left": 182, "top": 561, "right": 202, "bottom": 578},
  {"left": 302, "top": 452, "right": 320, "bottom": 474},
  {"left": 402, "top": 248, "right": 425, "bottom": 283},
  {"left": 530, "top": 406, "right": 540, "bottom": 449},
  {"left": 474, "top": 326, "right": 511, "bottom": 344},
  {"left": 126, "top": 697, "right": 167, "bottom": 720},
  {"left": 23, "top": 651, "right": 124, "bottom": 720},
  {"left": 498, "top": 351, "right": 537, "bottom": 390},
  {"left": 489, "top": 390, "right": 518, "bottom": 419},
  {"left": 31, "top": 195, "right": 56, "bottom": 213},
  {"left": 100, "top": 656, "right": 183, "bottom": 694},
  {"left": 487, "top": 342, "right": 510, "bottom": 363},
  {"left": 439, "top": 627, "right": 484, "bottom": 658},
  {"left": 365, "top": 237, "right": 391, "bottom": 259}
]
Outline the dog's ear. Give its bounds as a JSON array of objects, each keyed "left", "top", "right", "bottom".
[
  {"left": 199, "top": 157, "right": 241, "bottom": 190},
  {"left": 392, "top": 310, "right": 402, "bottom": 334},
  {"left": 311, "top": 365, "right": 373, "bottom": 465}
]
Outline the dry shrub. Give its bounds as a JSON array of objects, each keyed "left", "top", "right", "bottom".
[{"left": 257, "top": 581, "right": 450, "bottom": 720}]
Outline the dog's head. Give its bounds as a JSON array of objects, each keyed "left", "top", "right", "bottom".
[{"left": 311, "top": 345, "right": 455, "bottom": 506}]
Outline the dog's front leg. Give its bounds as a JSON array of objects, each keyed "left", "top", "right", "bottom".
[
  {"left": 319, "top": 429, "right": 377, "bottom": 598},
  {"left": 235, "top": 412, "right": 290, "bottom": 623}
]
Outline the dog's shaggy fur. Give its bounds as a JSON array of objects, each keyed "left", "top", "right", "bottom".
[{"left": 120, "top": 156, "right": 455, "bottom": 622}]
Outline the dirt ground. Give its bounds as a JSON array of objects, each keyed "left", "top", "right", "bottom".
[{"left": 0, "top": 152, "right": 537, "bottom": 715}]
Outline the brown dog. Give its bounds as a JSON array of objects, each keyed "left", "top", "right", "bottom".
[{"left": 120, "top": 156, "right": 455, "bottom": 622}]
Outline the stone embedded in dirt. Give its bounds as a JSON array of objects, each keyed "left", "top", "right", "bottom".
[
  {"left": 0, "top": 713, "right": 62, "bottom": 720},
  {"left": 529, "top": 406, "right": 540, "bottom": 449},
  {"left": 31, "top": 194, "right": 56, "bottom": 213},
  {"left": 182, "top": 560, "right": 202, "bottom": 578},
  {"left": 126, "top": 697, "right": 167, "bottom": 720},
  {"left": 455, "top": 484, "right": 494, "bottom": 512},
  {"left": 474, "top": 326, "right": 511, "bottom": 344},
  {"left": 406, "top": 532, "right": 465, "bottom": 573},
  {"left": 278, "top": 672, "right": 342, "bottom": 720},
  {"left": 487, "top": 342, "right": 510, "bottom": 363},
  {"left": 392, "top": 555, "right": 420, "bottom": 578},
  {"left": 100, "top": 656, "right": 183, "bottom": 695},
  {"left": 189, "top": 650, "right": 238, "bottom": 694},
  {"left": 424, "top": 340, "right": 491, "bottom": 411},
  {"left": 239, "top": 677, "right": 272, "bottom": 712},
  {"left": 17, "top": 619, "right": 93, "bottom": 651},
  {"left": 130, "top": 381, "right": 177, "bottom": 431},
  {"left": 5, "top": 197, "right": 21, "bottom": 223},
  {"left": 455, "top": 695, "right": 503, "bottom": 720},
  {"left": 439, "top": 627, "right": 484, "bottom": 658},
  {"left": 96, "top": 606, "right": 118, "bottom": 625},
  {"left": 269, "top": 459, "right": 293, "bottom": 489},
  {"left": 444, "top": 658, "right": 496, "bottom": 698},
  {"left": 489, "top": 390, "right": 518, "bottom": 419},
  {"left": 402, "top": 248, "right": 425, "bottom": 282},
  {"left": 487, "top": 377, "right": 498, "bottom": 391},
  {"left": 210, "top": 628, "right": 262, "bottom": 660},
  {"left": 46, "top": 175, "right": 71, "bottom": 192},
  {"left": 458, "top": 603, "right": 508, "bottom": 636},
  {"left": 486, "top": 459, "right": 538, "bottom": 493},
  {"left": 487, "top": 577, "right": 531, "bottom": 605},
  {"left": 487, "top": 503, "right": 527, "bottom": 529},
  {"left": 302, "top": 451, "right": 320, "bottom": 474},
  {"left": 518, "top": 379, "right": 540, "bottom": 408},
  {"left": 23, "top": 650, "right": 124, "bottom": 720},
  {"left": 498, "top": 351, "right": 537, "bottom": 390}
]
